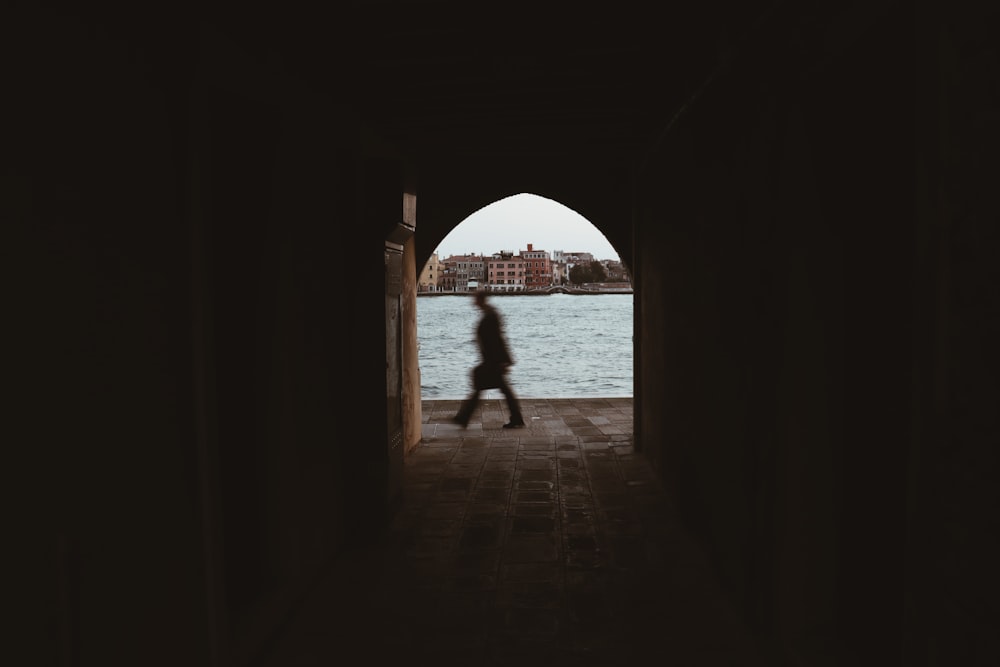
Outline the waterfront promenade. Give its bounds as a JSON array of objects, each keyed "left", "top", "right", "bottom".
[{"left": 257, "top": 398, "right": 763, "bottom": 666}]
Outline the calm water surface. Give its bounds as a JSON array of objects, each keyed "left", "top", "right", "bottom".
[{"left": 417, "top": 293, "right": 633, "bottom": 399}]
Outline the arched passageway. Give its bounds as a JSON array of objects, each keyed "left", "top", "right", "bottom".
[{"left": 10, "top": 3, "right": 997, "bottom": 667}]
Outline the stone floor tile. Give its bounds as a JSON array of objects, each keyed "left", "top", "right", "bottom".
[
  {"left": 504, "top": 534, "right": 560, "bottom": 563},
  {"left": 500, "top": 562, "right": 563, "bottom": 584},
  {"left": 510, "top": 502, "right": 557, "bottom": 517}
]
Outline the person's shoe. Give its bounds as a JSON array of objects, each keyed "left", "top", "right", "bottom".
[
  {"left": 451, "top": 415, "right": 468, "bottom": 428},
  {"left": 502, "top": 420, "right": 526, "bottom": 429}
]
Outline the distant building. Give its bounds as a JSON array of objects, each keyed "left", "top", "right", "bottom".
[
  {"left": 444, "top": 253, "right": 485, "bottom": 292},
  {"left": 519, "top": 243, "right": 553, "bottom": 290},
  {"left": 438, "top": 266, "right": 457, "bottom": 292},
  {"left": 418, "top": 252, "right": 441, "bottom": 292},
  {"left": 552, "top": 260, "right": 565, "bottom": 285},
  {"left": 565, "top": 251, "right": 595, "bottom": 263},
  {"left": 486, "top": 251, "right": 525, "bottom": 291},
  {"left": 603, "top": 259, "right": 630, "bottom": 284}
]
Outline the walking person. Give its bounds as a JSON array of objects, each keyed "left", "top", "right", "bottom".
[{"left": 453, "top": 290, "right": 525, "bottom": 429}]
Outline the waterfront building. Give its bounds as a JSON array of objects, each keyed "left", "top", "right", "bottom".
[
  {"left": 438, "top": 266, "right": 457, "bottom": 292},
  {"left": 603, "top": 259, "right": 631, "bottom": 284},
  {"left": 444, "top": 253, "right": 486, "bottom": 292},
  {"left": 418, "top": 252, "right": 441, "bottom": 292},
  {"left": 486, "top": 251, "right": 526, "bottom": 292},
  {"left": 519, "top": 243, "right": 553, "bottom": 290},
  {"left": 552, "top": 260, "right": 565, "bottom": 285}
]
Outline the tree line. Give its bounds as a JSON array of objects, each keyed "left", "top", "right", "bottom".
[{"left": 567, "top": 261, "right": 608, "bottom": 285}]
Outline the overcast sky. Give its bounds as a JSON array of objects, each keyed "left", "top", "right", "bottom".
[{"left": 433, "top": 193, "right": 621, "bottom": 262}]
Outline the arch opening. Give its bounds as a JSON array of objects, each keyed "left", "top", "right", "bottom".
[{"left": 413, "top": 193, "right": 633, "bottom": 403}]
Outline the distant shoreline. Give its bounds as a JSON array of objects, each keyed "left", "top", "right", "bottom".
[{"left": 417, "top": 287, "right": 632, "bottom": 297}]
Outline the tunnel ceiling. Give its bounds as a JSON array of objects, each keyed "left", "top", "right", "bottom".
[
  {"left": 190, "top": 0, "right": 776, "bottom": 266},
  {"left": 262, "top": 1, "right": 774, "bottom": 164}
]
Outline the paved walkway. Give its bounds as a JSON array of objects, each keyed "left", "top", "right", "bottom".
[{"left": 256, "top": 398, "right": 763, "bottom": 666}]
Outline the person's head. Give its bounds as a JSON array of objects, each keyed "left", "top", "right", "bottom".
[{"left": 473, "top": 290, "right": 488, "bottom": 309}]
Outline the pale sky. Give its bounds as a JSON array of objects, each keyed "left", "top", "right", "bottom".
[{"left": 433, "top": 193, "right": 621, "bottom": 262}]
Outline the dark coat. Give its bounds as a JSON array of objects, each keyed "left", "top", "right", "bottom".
[{"left": 473, "top": 305, "right": 512, "bottom": 388}]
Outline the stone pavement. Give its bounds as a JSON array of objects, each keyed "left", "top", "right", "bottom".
[{"left": 256, "top": 398, "right": 764, "bottom": 666}]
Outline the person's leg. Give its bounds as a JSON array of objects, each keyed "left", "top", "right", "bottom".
[
  {"left": 454, "top": 366, "right": 484, "bottom": 426},
  {"left": 498, "top": 377, "right": 524, "bottom": 427},
  {"left": 453, "top": 389, "right": 480, "bottom": 426}
]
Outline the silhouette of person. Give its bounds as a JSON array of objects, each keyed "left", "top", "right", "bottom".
[{"left": 453, "top": 290, "right": 525, "bottom": 429}]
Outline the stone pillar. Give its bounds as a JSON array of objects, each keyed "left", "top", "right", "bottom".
[{"left": 402, "top": 228, "right": 423, "bottom": 455}]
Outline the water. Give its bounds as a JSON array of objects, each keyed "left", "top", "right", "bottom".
[{"left": 417, "top": 293, "right": 633, "bottom": 399}]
